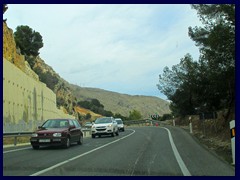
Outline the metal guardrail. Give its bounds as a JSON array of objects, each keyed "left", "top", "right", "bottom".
[
  {"left": 3, "top": 132, "right": 33, "bottom": 146},
  {"left": 3, "top": 132, "right": 33, "bottom": 136},
  {"left": 124, "top": 119, "right": 162, "bottom": 126}
]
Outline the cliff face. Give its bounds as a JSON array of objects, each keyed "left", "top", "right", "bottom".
[{"left": 3, "top": 22, "right": 25, "bottom": 71}]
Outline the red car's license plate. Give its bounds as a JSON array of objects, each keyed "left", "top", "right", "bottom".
[{"left": 39, "top": 139, "right": 50, "bottom": 142}]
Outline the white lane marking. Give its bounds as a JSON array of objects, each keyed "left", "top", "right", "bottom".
[
  {"left": 30, "top": 129, "right": 135, "bottom": 176},
  {"left": 3, "top": 147, "right": 32, "bottom": 154},
  {"left": 3, "top": 142, "right": 31, "bottom": 149},
  {"left": 161, "top": 127, "right": 191, "bottom": 176}
]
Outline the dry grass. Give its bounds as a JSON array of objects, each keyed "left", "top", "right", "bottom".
[
  {"left": 71, "top": 85, "right": 171, "bottom": 118},
  {"left": 3, "top": 136, "right": 31, "bottom": 145}
]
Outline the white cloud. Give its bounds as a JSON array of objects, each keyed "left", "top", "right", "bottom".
[{"left": 5, "top": 4, "right": 203, "bottom": 99}]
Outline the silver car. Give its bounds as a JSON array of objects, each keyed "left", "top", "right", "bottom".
[
  {"left": 115, "top": 118, "right": 125, "bottom": 132},
  {"left": 84, "top": 121, "right": 93, "bottom": 129},
  {"left": 91, "top": 117, "right": 119, "bottom": 138}
]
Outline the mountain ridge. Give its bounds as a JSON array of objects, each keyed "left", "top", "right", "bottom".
[{"left": 70, "top": 84, "right": 171, "bottom": 118}]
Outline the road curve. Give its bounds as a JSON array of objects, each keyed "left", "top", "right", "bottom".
[{"left": 3, "top": 126, "right": 235, "bottom": 176}]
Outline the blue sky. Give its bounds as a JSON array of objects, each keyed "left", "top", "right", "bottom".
[{"left": 4, "top": 4, "right": 203, "bottom": 100}]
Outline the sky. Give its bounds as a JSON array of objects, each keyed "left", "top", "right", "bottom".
[{"left": 4, "top": 4, "right": 203, "bottom": 100}]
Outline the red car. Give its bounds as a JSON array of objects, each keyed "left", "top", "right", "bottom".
[{"left": 30, "top": 118, "right": 83, "bottom": 149}]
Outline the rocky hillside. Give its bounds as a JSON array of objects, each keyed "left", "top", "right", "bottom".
[{"left": 32, "top": 57, "right": 76, "bottom": 113}]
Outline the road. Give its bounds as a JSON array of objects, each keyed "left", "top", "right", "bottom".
[{"left": 3, "top": 126, "right": 235, "bottom": 176}]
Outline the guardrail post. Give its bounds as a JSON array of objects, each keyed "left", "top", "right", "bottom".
[
  {"left": 14, "top": 136, "right": 17, "bottom": 146},
  {"left": 189, "top": 123, "right": 193, "bottom": 134},
  {"left": 230, "top": 120, "right": 235, "bottom": 165},
  {"left": 82, "top": 130, "right": 91, "bottom": 138}
]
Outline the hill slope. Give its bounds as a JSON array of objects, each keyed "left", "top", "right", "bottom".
[{"left": 70, "top": 85, "right": 170, "bottom": 118}]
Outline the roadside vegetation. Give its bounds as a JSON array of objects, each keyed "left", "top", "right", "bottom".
[{"left": 157, "top": 4, "right": 235, "bottom": 124}]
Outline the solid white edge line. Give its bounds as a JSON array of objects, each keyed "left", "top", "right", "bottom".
[
  {"left": 30, "top": 129, "right": 135, "bottom": 176},
  {"left": 161, "top": 127, "right": 191, "bottom": 176},
  {"left": 3, "top": 147, "right": 32, "bottom": 154}
]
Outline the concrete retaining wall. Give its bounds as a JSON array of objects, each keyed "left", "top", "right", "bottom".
[{"left": 3, "top": 58, "right": 75, "bottom": 132}]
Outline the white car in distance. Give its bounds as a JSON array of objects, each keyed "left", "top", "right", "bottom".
[{"left": 115, "top": 118, "right": 125, "bottom": 132}]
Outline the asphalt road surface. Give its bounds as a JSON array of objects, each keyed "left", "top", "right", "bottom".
[{"left": 3, "top": 126, "right": 235, "bottom": 176}]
